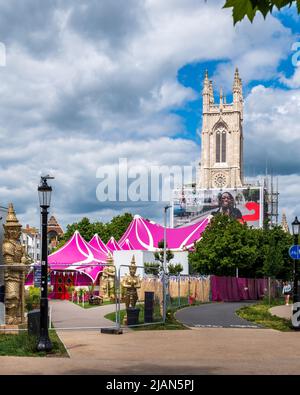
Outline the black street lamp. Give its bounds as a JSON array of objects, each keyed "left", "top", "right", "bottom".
[
  {"left": 292, "top": 216, "right": 300, "bottom": 330},
  {"left": 36, "top": 176, "right": 54, "bottom": 351}
]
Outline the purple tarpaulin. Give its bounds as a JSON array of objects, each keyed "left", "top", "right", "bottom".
[{"left": 211, "top": 275, "right": 268, "bottom": 302}]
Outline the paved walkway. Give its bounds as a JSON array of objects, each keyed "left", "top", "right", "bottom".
[
  {"left": 50, "top": 300, "right": 123, "bottom": 329},
  {"left": 175, "top": 302, "right": 260, "bottom": 328},
  {"left": 1, "top": 328, "right": 300, "bottom": 374},
  {"left": 269, "top": 304, "right": 292, "bottom": 320}
]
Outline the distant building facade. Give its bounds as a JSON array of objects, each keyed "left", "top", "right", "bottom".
[
  {"left": 171, "top": 69, "right": 269, "bottom": 229},
  {"left": 199, "top": 68, "right": 244, "bottom": 189},
  {"left": 47, "top": 215, "right": 64, "bottom": 251},
  {"left": 21, "top": 224, "right": 40, "bottom": 263}
]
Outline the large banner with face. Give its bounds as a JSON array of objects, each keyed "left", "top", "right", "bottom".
[{"left": 171, "top": 187, "right": 264, "bottom": 228}]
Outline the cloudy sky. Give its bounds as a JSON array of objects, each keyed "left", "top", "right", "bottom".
[{"left": 0, "top": 0, "right": 299, "bottom": 229}]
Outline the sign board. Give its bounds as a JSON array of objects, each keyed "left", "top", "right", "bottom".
[
  {"left": 172, "top": 186, "right": 263, "bottom": 228},
  {"left": 289, "top": 245, "right": 300, "bottom": 260},
  {"left": 34, "top": 266, "right": 42, "bottom": 288}
]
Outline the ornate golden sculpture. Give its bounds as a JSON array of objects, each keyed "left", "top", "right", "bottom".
[
  {"left": 3, "top": 203, "right": 30, "bottom": 325},
  {"left": 100, "top": 253, "right": 116, "bottom": 301},
  {"left": 121, "top": 255, "right": 141, "bottom": 309}
]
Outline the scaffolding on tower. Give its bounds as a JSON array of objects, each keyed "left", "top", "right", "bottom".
[{"left": 263, "top": 174, "right": 279, "bottom": 228}]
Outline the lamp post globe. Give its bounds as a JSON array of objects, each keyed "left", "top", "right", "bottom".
[
  {"left": 292, "top": 216, "right": 300, "bottom": 238},
  {"left": 36, "top": 176, "right": 54, "bottom": 352},
  {"left": 38, "top": 177, "right": 52, "bottom": 208}
]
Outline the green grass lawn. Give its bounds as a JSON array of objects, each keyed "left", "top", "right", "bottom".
[
  {"left": 105, "top": 302, "right": 191, "bottom": 331},
  {"left": 0, "top": 330, "right": 68, "bottom": 357},
  {"left": 236, "top": 298, "right": 292, "bottom": 332}
]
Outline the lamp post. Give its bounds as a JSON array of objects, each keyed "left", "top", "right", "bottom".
[
  {"left": 163, "top": 205, "right": 171, "bottom": 323},
  {"left": 292, "top": 216, "right": 300, "bottom": 330},
  {"left": 36, "top": 176, "right": 54, "bottom": 352}
]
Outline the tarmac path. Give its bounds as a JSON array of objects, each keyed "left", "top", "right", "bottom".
[
  {"left": 175, "top": 301, "right": 261, "bottom": 328},
  {"left": 2, "top": 301, "right": 300, "bottom": 374},
  {"left": 49, "top": 299, "right": 123, "bottom": 329},
  {"left": 2, "top": 328, "right": 300, "bottom": 374}
]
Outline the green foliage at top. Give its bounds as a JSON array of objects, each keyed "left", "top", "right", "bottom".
[
  {"left": 25, "top": 286, "right": 41, "bottom": 311},
  {"left": 168, "top": 263, "right": 184, "bottom": 275},
  {"left": 144, "top": 262, "right": 161, "bottom": 275},
  {"left": 223, "top": 0, "right": 299, "bottom": 24},
  {"left": 55, "top": 212, "right": 133, "bottom": 250},
  {"left": 154, "top": 240, "right": 174, "bottom": 264},
  {"left": 189, "top": 214, "right": 293, "bottom": 279}
]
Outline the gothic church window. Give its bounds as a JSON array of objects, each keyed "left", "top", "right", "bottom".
[{"left": 216, "top": 129, "right": 226, "bottom": 163}]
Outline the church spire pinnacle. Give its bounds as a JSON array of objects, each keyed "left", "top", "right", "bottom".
[
  {"left": 202, "top": 70, "right": 210, "bottom": 112},
  {"left": 203, "top": 69, "right": 209, "bottom": 92},
  {"left": 233, "top": 66, "right": 243, "bottom": 109},
  {"left": 281, "top": 211, "right": 290, "bottom": 233},
  {"left": 209, "top": 80, "right": 214, "bottom": 104}
]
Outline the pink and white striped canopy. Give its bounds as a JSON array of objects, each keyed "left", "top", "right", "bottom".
[
  {"left": 106, "top": 237, "right": 122, "bottom": 252},
  {"left": 48, "top": 230, "right": 106, "bottom": 282},
  {"left": 89, "top": 234, "right": 110, "bottom": 255},
  {"left": 119, "top": 238, "right": 134, "bottom": 250},
  {"left": 47, "top": 215, "right": 209, "bottom": 281},
  {"left": 118, "top": 215, "right": 209, "bottom": 251}
]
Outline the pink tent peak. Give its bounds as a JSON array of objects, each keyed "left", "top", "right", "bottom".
[
  {"left": 89, "top": 234, "right": 110, "bottom": 255},
  {"left": 106, "top": 236, "right": 122, "bottom": 252},
  {"left": 120, "top": 238, "right": 134, "bottom": 250},
  {"left": 118, "top": 214, "right": 210, "bottom": 251},
  {"left": 48, "top": 230, "right": 106, "bottom": 282}
]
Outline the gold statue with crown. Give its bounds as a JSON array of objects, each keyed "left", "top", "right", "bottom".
[
  {"left": 121, "top": 255, "right": 141, "bottom": 310},
  {"left": 3, "top": 203, "right": 30, "bottom": 325},
  {"left": 100, "top": 253, "right": 116, "bottom": 301}
]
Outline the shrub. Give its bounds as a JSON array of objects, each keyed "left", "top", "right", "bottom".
[
  {"left": 168, "top": 263, "right": 183, "bottom": 275},
  {"left": 25, "top": 286, "right": 41, "bottom": 311},
  {"left": 144, "top": 262, "right": 161, "bottom": 276}
]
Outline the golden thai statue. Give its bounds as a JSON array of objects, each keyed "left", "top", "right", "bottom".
[
  {"left": 3, "top": 203, "right": 30, "bottom": 325},
  {"left": 100, "top": 253, "right": 116, "bottom": 301},
  {"left": 121, "top": 255, "right": 141, "bottom": 309}
]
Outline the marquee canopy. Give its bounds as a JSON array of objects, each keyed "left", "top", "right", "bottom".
[
  {"left": 118, "top": 215, "right": 209, "bottom": 251},
  {"left": 48, "top": 230, "right": 106, "bottom": 282},
  {"left": 47, "top": 215, "right": 210, "bottom": 281},
  {"left": 106, "top": 236, "right": 122, "bottom": 252},
  {"left": 120, "top": 238, "right": 134, "bottom": 250},
  {"left": 89, "top": 234, "right": 110, "bottom": 255}
]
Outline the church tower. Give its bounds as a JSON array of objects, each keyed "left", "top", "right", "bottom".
[{"left": 199, "top": 68, "right": 244, "bottom": 189}]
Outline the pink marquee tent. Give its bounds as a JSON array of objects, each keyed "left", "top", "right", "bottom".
[
  {"left": 46, "top": 214, "right": 210, "bottom": 285},
  {"left": 106, "top": 236, "right": 122, "bottom": 252},
  {"left": 118, "top": 215, "right": 210, "bottom": 251},
  {"left": 89, "top": 234, "right": 110, "bottom": 255},
  {"left": 48, "top": 230, "right": 107, "bottom": 282},
  {"left": 119, "top": 238, "right": 134, "bottom": 250}
]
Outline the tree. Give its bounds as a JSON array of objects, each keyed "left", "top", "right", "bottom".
[
  {"left": 144, "top": 262, "right": 161, "bottom": 276},
  {"left": 154, "top": 240, "right": 174, "bottom": 267},
  {"left": 189, "top": 214, "right": 258, "bottom": 277},
  {"left": 189, "top": 213, "right": 293, "bottom": 279},
  {"left": 57, "top": 213, "right": 133, "bottom": 247},
  {"left": 105, "top": 213, "right": 134, "bottom": 243},
  {"left": 223, "top": 0, "right": 299, "bottom": 24},
  {"left": 261, "top": 226, "right": 293, "bottom": 280},
  {"left": 168, "top": 263, "right": 184, "bottom": 275}
]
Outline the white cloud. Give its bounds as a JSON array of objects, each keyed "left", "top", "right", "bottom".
[
  {"left": 0, "top": 0, "right": 296, "bottom": 228},
  {"left": 245, "top": 84, "right": 300, "bottom": 142},
  {"left": 278, "top": 174, "right": 300, "bottom": 227},
  {"left": 280, "top": 66, "right": 300, "bottom": 88}
]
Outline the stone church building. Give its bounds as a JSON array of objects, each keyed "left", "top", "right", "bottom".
[{"left": 199, "top": 68, "right": 244, "bottom": 189}]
